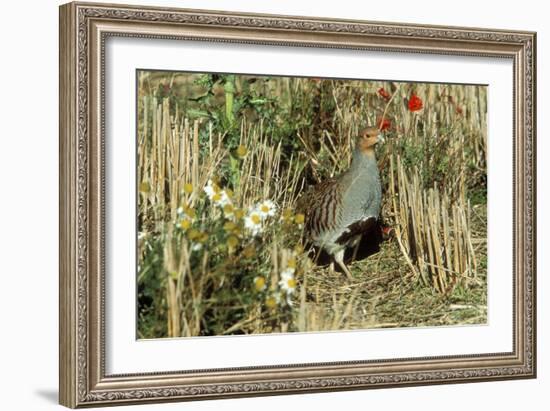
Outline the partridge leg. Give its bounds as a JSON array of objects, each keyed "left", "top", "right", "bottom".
[
  {"left": 334, "top": 249, "right": 353, "bottom": 281},
  {"left": 351, "top": 235, "right": 362, "bottom": 262}
]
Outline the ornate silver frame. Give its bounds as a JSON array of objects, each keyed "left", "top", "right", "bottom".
[{"left": 59, "top": 1, "right": 536, "bottom": 408}]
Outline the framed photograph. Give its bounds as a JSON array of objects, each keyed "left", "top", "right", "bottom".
[{"left": 59, "top": 1, "right": 536, "bottom": 408}]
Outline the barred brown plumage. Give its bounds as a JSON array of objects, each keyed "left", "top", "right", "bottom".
[{"left": 301, "top": 127, "right": 385, "bottom": 280}]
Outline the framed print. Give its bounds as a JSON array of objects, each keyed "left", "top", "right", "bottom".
[{"left": 59, "top": 1, "right": 537, "bottom": 408}]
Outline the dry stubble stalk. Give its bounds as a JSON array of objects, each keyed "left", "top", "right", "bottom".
[{"left": 391, "top": 155, "right": 477, "bottom": 294}]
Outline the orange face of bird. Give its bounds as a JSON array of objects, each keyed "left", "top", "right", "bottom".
[{"left": 358, "top": 127, "right": 384, "bottom": 153}]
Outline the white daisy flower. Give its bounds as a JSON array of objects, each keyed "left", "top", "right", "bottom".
[
  {"left": 176, "top": 206, "right": 184, "bottom": 215},
  {"left": 280, "top": 267, "right": 295, "bottom": 279},
  {"left": 204, "top": 179, "right": 216, "bottom": 199},
  {"left": 176, "top": 217, "right": 192, "bottom": 230},
  {"left": 279, "top": 277, "right": 296, "bottom": 307},
  {"left": 204, "top": 180, "right": 233, "bottom": 208},
  {"left": 222, "top": 203, "right": 234, "bottom": 218},
  {"left": 253, "top": 276, "right": 267, "bottom": 292},
  {"left": 244, "top": 210, "right": 263, "bottom": 236},
  {"left": 279, "top": 271, "right": 297, "bottom": 295},
  {"left": 213, "top": 190, "right": 232, "bottom": 207},
  {"left": 265, "top": 292, "right": 281, "bottom": 309},
  {"left": 191, "top": 242, "right": 203, "bottom": 252},
  {"left": 256, "top": 200, "right": 277, "bottom": 219}
]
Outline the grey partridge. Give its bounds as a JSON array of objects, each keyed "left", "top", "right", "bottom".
[{"left": 302, "top": 127, "right": 384, "bottom": 280}]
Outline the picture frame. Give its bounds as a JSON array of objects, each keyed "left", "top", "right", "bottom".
[{"left": 59, "top": 1, "right": 536, "bottom": 408}]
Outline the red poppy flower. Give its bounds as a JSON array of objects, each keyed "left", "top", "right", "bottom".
[
  {"left": 378, "top": 87, "right": 391, "bottom": 100},
  {"left": 377, "top": 117, "right": 391, "bottom": 131},
  {"left": 408, "top": 93, "right": 423, "bottom": 112},
  {"left": 456, "top": 105, "right": 463, "bottom": 115}
]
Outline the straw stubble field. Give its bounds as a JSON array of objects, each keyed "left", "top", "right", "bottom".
[{"left": 136, "top": 71, "right": 487, "bottom": 338}]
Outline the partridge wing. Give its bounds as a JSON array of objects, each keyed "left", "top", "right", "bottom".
[
  {"left": 335, "top": 187, "right": 377, "bottom": 245},
  {"left": 303, "top": 178, "right": 343, "bottom": 239}
]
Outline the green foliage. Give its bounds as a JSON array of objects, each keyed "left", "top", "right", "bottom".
[{"left": 137, "top": 237, "right": 168, "bottom": 338}]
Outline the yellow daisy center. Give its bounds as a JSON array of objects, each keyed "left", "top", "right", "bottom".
[
  {"left": 265, "top": 296, "right": 277, "bottom": 308},
  {"left": 227, "top": 235, "right": 239, "bottom": 248},
  {"left": 223, "top": 221, "right": 236, "bottom": 231},
  {"left": 183, "top": 183, "right": 193, "bottom": 194},
  {"left": 179, "top": 219, "right": 191, "bottom": 230},
  {"left": 187, "top": 229, "right": 200, "bottom": 240},
  {"left": 254, "top": 277, "right": 266, "bottom": 291},
  {"left": 251, "top": 214, "right": 261, "bottom": 225},
  {"left": 287, "top": 258, "right": 296, "bottom": 269},
  {"left": 236, "top": 145, "right": 248, "bottom": 158},
  {"left": 182, "top": 204, "right": 196, "bottom": 218}
]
